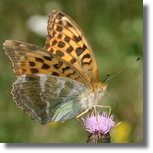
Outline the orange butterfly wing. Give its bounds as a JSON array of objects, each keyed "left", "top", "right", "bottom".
[
  {"left": 44, "top": 10, "right": 99, "bottom": 86},
  {"left": 4, "top": 40, "right": 92, "bottom": 90}
]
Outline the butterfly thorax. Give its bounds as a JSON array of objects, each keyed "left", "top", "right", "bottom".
[{"left": 82, "top": 82, "right": 108, "bottom": 110}]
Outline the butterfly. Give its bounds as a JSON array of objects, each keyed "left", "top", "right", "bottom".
[{"left": 3, "top": 10, "right": 109, "bottom": 125}]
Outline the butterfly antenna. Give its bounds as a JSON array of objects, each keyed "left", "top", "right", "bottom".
[
  {"left": 104, "top": 56, "right": 140, "bottom": 83},
  {"left": 102, "top": 73, "right": 110, "bottom": 83},
  {"left": 107, "top": 92, "right": 119, "bottom": 114}
]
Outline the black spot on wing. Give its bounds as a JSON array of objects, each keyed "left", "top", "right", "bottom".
[
  {"left": 70, "top": 58, "right": 76, "bottom": 64},
  {"left": 29, "top": 62, "right": 35, "bottom": 66},
  {"left": 73, "top": 36, "right": 81, "bottom": 43},
  {"left": 54, "top": 61, "right": 63, "bottom": 69},
  {"left": 52, "top": 72, "right": 60, "bottom": 76},
  {"left": 64, "top": 36, "right": 70, "bottom": 43},
  {"left": 81, "top": 53, "right": 92, "bottom": 66},
  {"left": 76, "top": 44, "right": 87, "bottom": 56},
  {"left": 62, "top": 66, "right": 70, "bottom": 73},
  {"left": 58, "top": 20, "right": 63, "bottom": 25},
  {"left": 78, "top": 36, "right": 82, "bottom": 41},
  {"left": 66, "top": 70, "right": 76, "bottom": 77},
  {"left": 58, "top": 41, "right": 66, "bottom": 48},
  {"left": 56, "top": 50, "right": 64, "bottom": 57},
  {"left": 58, "top": 12, "right": 65, "bottom": 17},
  {"left": 82, "top": 44, "right": 87, "bottom": 51},
  {"left": 81, "top": 53, "right": 91, "bottom": 61},
  {"left": 30, "top": 68, "right": 38, "bottom": 73},
  {"left": 52, "top": 40, "right": 57, "bottom": 46},
  {"left": 66, "top": 45, "right": 73, "bottom": 53},
  {"left": 50, "top": 48, "right": 54, "bottom": 53},
  {"left": 76, "top": 47, "right": 83, "bottom": 56},
  {"left": 56, "top": 25, "right": 63, "bottom": 32},
  {"left": 43, "top": 56, "right": 52, "bottom": 61},
  {"left": 42, "top": 63, "right": 50, "bottom": 69},
  {"left": 36, "top": 57, "right": 44, "bottom": 63},
  {"left": 58, "top": 33, "right": 63, "bottom": 38},
  {"left": 52, "top": 31, "right": 56, "bottom": 37}
]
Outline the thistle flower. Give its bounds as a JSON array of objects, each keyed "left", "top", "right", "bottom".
[{"left": 82, "top": 111, "right": 121, "bottom": 143}]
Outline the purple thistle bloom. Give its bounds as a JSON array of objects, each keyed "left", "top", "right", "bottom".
[{"left": 82, "top": 111, "right": 121, "bottom": 135}]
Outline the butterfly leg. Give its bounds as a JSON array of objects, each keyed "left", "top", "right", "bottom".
[
  {"left": 76, "top": 109, "right": 92, "bottom": 137},
  {"left": 94, "top": 104, "right": 111, "bottom": 117},
  {"left": 93, "top": 104, "right": 112, "bottom": 134},
  {"left": 76, "top": 109, "right": 89, "bottom": 126},
  {"left": 88, "top": 109, "right": 91, "bottom": 117}
]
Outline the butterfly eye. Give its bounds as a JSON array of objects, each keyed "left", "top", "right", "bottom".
[{"left": 97, "top": 85, "right": 103, "bottom": 93}]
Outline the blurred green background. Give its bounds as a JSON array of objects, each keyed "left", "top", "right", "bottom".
[{"left": 0, "top": 0, "right": 143, "bottom": 143}]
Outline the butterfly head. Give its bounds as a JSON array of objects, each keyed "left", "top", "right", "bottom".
[
  {"left": 98, "top": 82, "right": 108, "bottom": 95},
  {"left": 92, "top": 82, "right": 108, "bottom": 96}
]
